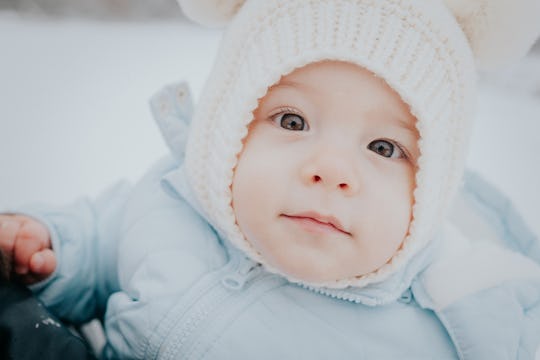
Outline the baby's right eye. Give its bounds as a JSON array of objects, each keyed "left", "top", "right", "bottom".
[{"left": 272, "top": 112, "right": 308, "bottom": 131}]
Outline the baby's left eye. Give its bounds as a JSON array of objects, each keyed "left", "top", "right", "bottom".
[{"left": 367, "top": 139, "right": 405, "bottom": 159}]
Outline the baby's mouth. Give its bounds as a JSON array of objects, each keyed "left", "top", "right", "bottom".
[{"left": 281, "top": 212, "right": 351, "bottom": 236}]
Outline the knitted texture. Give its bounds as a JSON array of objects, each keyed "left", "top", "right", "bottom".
[
  {"left": 184, "top": 0, "right": 477, "bottom": 289},
  {"left": 443, "top": 0, "right": 540, "bottom": 70}
]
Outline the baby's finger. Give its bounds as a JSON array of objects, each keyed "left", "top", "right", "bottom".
[
  {"left": 29, "top": 248, "right": 57, "bottom": 278},
  {"left": 18, "top": 218, "right": 50, "bottom": 248},
  {"left": 13, "top": 220, "right": 50, "bottom": 275},
  {"left": 0, "top": 217, "right": 18, "bottom": 254}
]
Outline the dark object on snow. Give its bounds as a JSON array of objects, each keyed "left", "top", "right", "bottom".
[
  {"left": 0, "top": 249, "right": 11, "bottom": 281},
  {"left": 0, "top": 275, "right": 97, "bottom": 359}
]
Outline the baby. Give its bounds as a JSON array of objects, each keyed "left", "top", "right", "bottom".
[{"left": 1, "top": 0, "right": 540, "bottom": 359}]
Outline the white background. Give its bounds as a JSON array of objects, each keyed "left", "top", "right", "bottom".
[{"left": 1, "top": 12, "right": 539, "bottom": 237}]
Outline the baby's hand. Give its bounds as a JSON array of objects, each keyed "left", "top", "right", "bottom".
[{"left": 0, "top": 215, "right": 56, "bottom": 284}]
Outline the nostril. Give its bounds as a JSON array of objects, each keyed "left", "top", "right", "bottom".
[{"left": 313, "top": 175, "right": 321, "bottom": 183}]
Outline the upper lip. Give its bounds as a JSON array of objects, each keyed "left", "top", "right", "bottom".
[{"left": 283, "top": 211, "right": 351, "bottom": 235}]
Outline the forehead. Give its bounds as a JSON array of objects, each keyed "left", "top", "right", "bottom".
[{"left": 278, "top": 61, "right": 394, "bottom": 93}]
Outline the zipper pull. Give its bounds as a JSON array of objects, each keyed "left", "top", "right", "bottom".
[{"left": 221, "top": 259, "right": 261, "bottom": 290}]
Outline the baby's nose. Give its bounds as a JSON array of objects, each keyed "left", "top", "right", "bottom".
[{"left": 300, "top": 154, "right": 359, "bottom": 195}]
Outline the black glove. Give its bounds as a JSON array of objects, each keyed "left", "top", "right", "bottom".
[
  {"left": 0, "top": 253, "right": 96, "bottom": 360},
  {"left": 0, "top": 248, "right": 11, "bottom": 281}
]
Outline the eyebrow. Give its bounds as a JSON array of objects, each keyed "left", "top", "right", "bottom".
[
  {"left": 393, "top": 115, "right": 418, "bottom": 135},
  {"left": 268, "top": 80, "right": 308, "bottom": 92},
  {"left": 362, "top": 102, "right": 418, "bottom": 135}
]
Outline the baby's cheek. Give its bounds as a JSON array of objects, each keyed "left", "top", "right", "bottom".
[{"left": 231, "top": 169, "right": 263, "bottom": 242}]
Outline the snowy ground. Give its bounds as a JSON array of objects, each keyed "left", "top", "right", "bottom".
[{"left": 1, "top": 13, "right": 539, "bottom": 237}]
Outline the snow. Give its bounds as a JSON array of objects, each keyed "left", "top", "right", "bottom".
[
  {"left": 0, "top": 12, "right": 539, "bottom": 237},
  {"left": 41, "top": 317, "right": 62, "bottom": 327},
  {"left": 0, "top": 13, "right": 220, "bottom": 203}
]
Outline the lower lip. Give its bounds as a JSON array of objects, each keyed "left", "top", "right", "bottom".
[{"left": 282, "top": 215, "right": 346, "bottom": 236}]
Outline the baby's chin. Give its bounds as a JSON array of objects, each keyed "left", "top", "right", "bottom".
[{"left": 263, "top": 252, "right": 380, "bottom": 285}]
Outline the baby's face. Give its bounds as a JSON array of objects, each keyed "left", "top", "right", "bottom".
[{"left": 232, "top": 61, "right": 419, "bottom": 283}]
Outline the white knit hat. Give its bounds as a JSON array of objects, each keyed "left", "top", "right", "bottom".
[{"left": 178, "top": 0, "right": 540, "bottom": 289}]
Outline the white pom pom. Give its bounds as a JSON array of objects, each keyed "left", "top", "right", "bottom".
[
  {"left": 177, "top": 0, "right": 246, "bottom": 27},
  {"left": 445, "top": 0, "right": 540, "bottom": 70},
  {"left": 443, "top": 0, "right": 540, "bottom": 70}
]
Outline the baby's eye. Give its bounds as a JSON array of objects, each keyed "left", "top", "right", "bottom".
[
  {"left": 272, "top": 113, "right": 308, "bottom": 131},
  {"left": 367, "top": 139, "right": 405, "bottom": 159}
]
